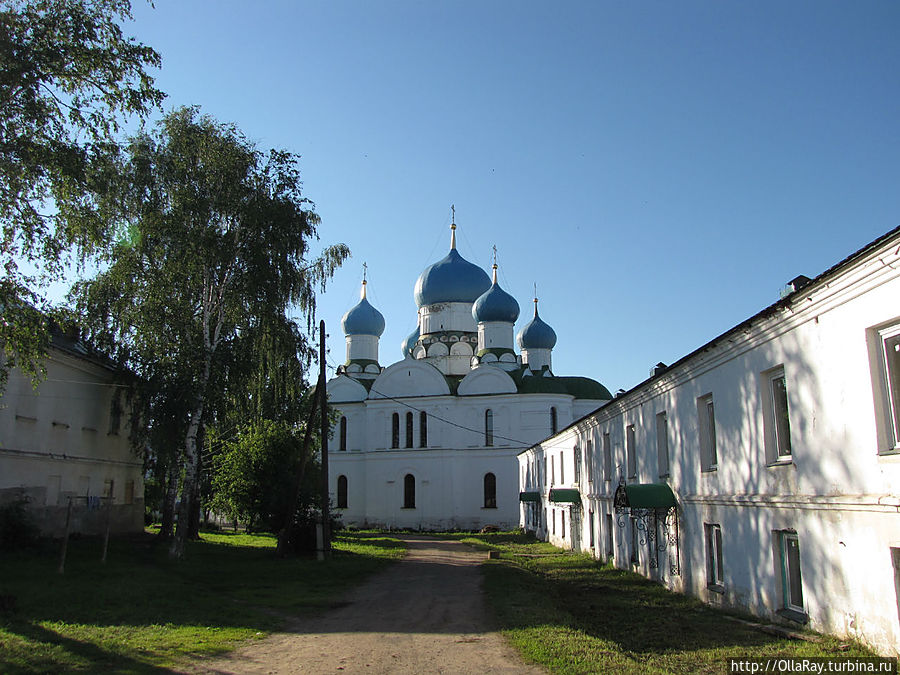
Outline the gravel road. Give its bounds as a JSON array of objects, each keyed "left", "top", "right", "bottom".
[{"left": 186, "top": 535, "right": 544, "bottom": 674}]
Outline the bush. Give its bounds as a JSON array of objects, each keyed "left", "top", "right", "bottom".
[{"left": 0, "top": 500, "right": 40, "bottom": 550}]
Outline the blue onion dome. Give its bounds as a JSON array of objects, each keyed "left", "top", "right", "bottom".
[
  {"left": 341, "top": 282, "right": 385, "bottom": 336},
  {"left": 517, "top": 299, "right": 557, "bottom": 350},
  {"left": 472, "top": 265, "right": 520, "bottom": 323},
  {"left": 414, "top": 230, "right": 491, "bottom": 307},
  {"left": 402, "top": 325, "right": 420, "bottom": 358}
]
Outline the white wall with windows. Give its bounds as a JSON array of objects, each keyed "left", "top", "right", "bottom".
[
  {"left": 328, "top": 375, "right": 606, "bottom": 530},
  {"left": 518, "top": 225, "right": 900, "bottom": 656},
  {"left": 0, "top": 336, "right": 144, "bottom": 536}
]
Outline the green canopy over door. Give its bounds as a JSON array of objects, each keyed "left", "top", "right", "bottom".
[{"left": 549, "top": 488, "right": 581, "bottom": 503}]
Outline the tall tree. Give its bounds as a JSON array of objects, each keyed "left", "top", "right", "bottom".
[
  {"left": 75, "top": 107, "right": 348, "bottom": 558},
  {"left": 0, "top": 0, "right": 163, "bottom": 389}
]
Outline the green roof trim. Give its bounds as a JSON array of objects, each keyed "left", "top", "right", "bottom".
[
  {"left": 623, "top": 483, "right": 677, "bottom": 509},
  {"left": 549, "top": 488, "right": 581, "bottom": 503},
  {"left": 519, "top": 491, "right": 541, "bottom": 502},
  {"left": 516, "top": 374, "right": 612, "bottom": 400}
]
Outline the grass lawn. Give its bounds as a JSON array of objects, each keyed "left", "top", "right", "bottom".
[
  {"left": 450, "top": 532, "right": 876, "bottom": 674},
  {"left": 0, "top": 529, "right": 405, "bottom": 674}
]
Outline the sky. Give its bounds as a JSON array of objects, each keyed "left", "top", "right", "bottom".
[{"left": 118, "top": 0, "right": 899, "bottom": 392}]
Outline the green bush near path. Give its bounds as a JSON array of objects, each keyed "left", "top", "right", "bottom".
[
  {"left": 456, "top": 531, "right": 876, "bottom": 674},
  {"left": 0, "top": 529, "right": 405, "bottom": 673}
]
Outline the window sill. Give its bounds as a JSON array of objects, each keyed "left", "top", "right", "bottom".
[
  {"left": 400, "top": 507, "right": 416, "bottom": 510},
  {"left": 877, "top": 447, "right": 900, "bottom": 457},
  {"left": 707, "top": 583, "right": 725, "bottom": 595},
  {"left": 482, "top": 506, "right": 497, "bottom": 510},
  {"left": 700, "top": 467, "right": 718, "bottom": 473},
  {"left": 766, "top": 458, "right": 793, "bottom": 467},
  {"left": 776, "top": 608, "right": 809, "bottom": 625}
]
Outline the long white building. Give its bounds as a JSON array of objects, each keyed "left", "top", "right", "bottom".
[
  {"left": 327, "top": 220, "right": 611, "bottom": 530},
  {"left": 518, "top": 225, "right": 900, "bottom": 655}
]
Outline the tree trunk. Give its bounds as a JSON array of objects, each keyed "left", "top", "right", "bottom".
[
  {"left": 187, "top": 437, "right": 202, "bottom": 540},
  {"left": 170, "top": 399, "right": 204, "bottom": 559},
  {"left": 159, "top": 458, "right": 179, "bottom": 539}
]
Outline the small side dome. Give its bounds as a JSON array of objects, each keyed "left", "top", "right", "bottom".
[
  {"left": 518, "top": 301, "right": 557, "bottom": 350},
  {"left": 402, "top": 325, "right": 420, "bottom": 358},
  {"left": 342, "top": 282, "right": 385, "bottom": 336},
  {"left": 472, "top": 269, "right": 519, "bottom": 323}
]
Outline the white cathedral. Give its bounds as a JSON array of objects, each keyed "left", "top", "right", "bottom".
[{"left": 326, "top": 220, "right": 611, "bottom": 530}]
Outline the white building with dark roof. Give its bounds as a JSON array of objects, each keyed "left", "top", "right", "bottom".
[
  {"left": 518, "top": 224, "right": 900, "bottom": 655},
  {"left": 0, "top": 328, "right": 143, "bottom": 536},
  {"left": 326, "top": 218, "right": 611, "bottom": 530}
]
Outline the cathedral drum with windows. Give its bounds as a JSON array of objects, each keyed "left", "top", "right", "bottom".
[{"left": 326, "top": 220, "right": 612, "bottom": 530}]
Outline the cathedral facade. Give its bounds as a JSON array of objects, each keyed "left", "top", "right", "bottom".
[{"left": 326, "top": 221, "right": 611, "bottom": 530}]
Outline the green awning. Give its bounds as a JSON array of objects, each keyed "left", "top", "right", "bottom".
[
  {"left": 619, "top": 483, "right": 677, "bottom": 509},
  {"left": 549, "top": 488, "right": 581, "bottom": 503},
  {"left": 519, "top": 491, "right": 541, "bottom": 502}
]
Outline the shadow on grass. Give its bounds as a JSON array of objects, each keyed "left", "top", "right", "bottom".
[
  {"left": 0, "top": 530, "right": 404, "bottom": 672},
  {"left": 1, "top": 621, "right": 178, "bottom": 675},
  {"left": 469, "top": 533, "right": 873, "bottom": 673}
]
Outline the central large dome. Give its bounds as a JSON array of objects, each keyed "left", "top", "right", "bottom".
[{"left": 414, "top": 248, "right": 491, "bottom": 307}]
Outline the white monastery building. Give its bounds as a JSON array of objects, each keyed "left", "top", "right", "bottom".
[
  {"left": 518, "top": 224, "right": 900, "bottom": 656},
  {"left": 0, "top": 328, "right": 143, "bottom": 536},
  {"left": 327, "top": 219, "right": 611, "bottom": 530}
]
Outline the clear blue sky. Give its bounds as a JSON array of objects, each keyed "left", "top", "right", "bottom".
[{"left": 123, "top": 0, "right": 899, "bottom": 392}]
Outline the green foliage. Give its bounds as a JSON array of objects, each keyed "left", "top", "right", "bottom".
[
  {"left": 210, "top": 420, "right": 317, "bottom": 533},
  {"left": 0, "top": 500, "right": 39, "bottom": 550},
  {"left": 72, "top": 106, "right": 349, "bottom": 556},
  {"left": 0, "top": 0, "right": 164, "bottom": 389},
  {"left": 0, "top": 530, "right": 405, "bottom": 672}
]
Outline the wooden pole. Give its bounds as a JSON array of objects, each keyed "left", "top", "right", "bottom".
[
  {"left": 58, "top": 497, "right": 73, "bottom": 574},
  {"left": 101, "top": 494, "right": 112, "bottom": 563},
  {"left": 319, "top": 319, "right": 331, "bottom": 558}
]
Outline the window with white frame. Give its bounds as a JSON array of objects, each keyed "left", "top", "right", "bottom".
[
  {"left": 603, "top": 432, "right": 612, "bottom": 481},
  {"left": 777, "top": 530, "right": 805, "bottom": 616},
  {"left": 573, "top": 445, "right": 581, "bottom": 483},
  {"left": 762, "top": 366, "right": 793, "bottom": 463},
  {"left": 698, "top": 393, "right": 718, "bottom": 471},
  {"left": 704, "top": 523, "right": 724, "bottom": 591},
  {"left": 626, "top": 425, "right": 637, "bottom": 479},
  {"left": 656, "top": 411, "right": 669, "bottom": 477},
  {"left": 869, "top": 321, "right": 900, "bottom": 453}
]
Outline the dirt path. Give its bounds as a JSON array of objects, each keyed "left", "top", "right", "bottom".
[{"left": 186, "top": 535, "right": 544, "bottom": 674}]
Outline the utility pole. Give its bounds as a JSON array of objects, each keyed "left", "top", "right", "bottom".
[{"left": 319, "top": 319, "right": 331, "bottom": 558}]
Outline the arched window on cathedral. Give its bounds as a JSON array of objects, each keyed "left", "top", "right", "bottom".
[
  {"left": 483, "top": 472, "right": 497, "bottom": 508},
  {"left": 485, "top": 409, "right": 494, "bottom": 447},
  {"left": 391, "top": 413, "right": 400, "bottom": 449},
  {"left": 337, "top": 475, "right": 348, "bottom": 509},
  {"left": 403, "top": 474, "right": 415, "bottom": 508},
  {"left": 339, "top": 416, "right": 347, "bottom": 451},
  {"left": 405, "top": 412, "right": 414, "bottom": 448},
  {"left": 550, "top": 407, "right": 558, "bottom": 434},
  {"left": 419, "top": 411, "right": 428, "bottom": 448}
]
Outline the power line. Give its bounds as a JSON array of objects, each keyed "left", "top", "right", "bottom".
[{"left": 366, "top": 384, "right": 534, "bottom": 447}]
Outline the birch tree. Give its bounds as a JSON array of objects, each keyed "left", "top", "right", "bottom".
[{"left": 75, "top": 107, "right": 348, "bottom": 558}]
